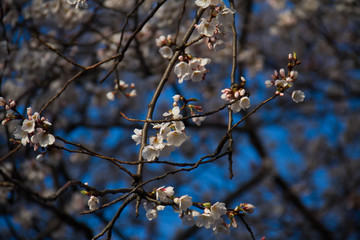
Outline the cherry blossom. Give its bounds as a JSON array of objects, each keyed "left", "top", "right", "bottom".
[
  {"left": 196, "top": 18, "right": 217, "bottom": 37},
  {"left": 291, "top": 90, "right": 305, "bottom": 103},
  {"left": 174, "top": 195, "right": 193, "bottom": 211},
  {"left": 88, "top": 196, "right": 99, "bottom": 211},
  {"left": 195, "top": 208, "right": 215, "bottom": 229},
  {"left": 13, "top": 126, "right": 30, "bottom": 146},
  {"left": 156, "top": 186, "right": 174, "bottom": 202},
  {"left": 131, "top": 129, "right": 142, "bottom": 145},
  {"left": 31, "top": 128, "right": 55, "bottom": 148},
  {"left": 142, "top": 145, "right": 160, "bottom": 161}
]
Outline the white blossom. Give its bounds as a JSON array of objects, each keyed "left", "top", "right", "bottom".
[
  {"left": 174, "top": 62, "right": 191, "bottom": 84},
  {"left": 173, "top": 94, "right": 181, "bottom": 102},
  {"left": 192, "top": 116, "right": 206, "bottom": 126},
  {"left": 106, "top": 92, "right": 115, "bottom": 101},
  {"left": 88, "top": 196, "right": 99, "bottom": 211},
  {"left": 196, "top": 18, "right": 217, "bottom": 37},
  {"left": 142, "top": 145, "right": 160, "bottom": 161},
  {"left": 13, "top": 126, "right": 30, "bottom": 146},
  {"left": 213, "top": 219, "right": 230, "bottom": 235},
  {"left": 159, "top": 46, "right": 173, "bottom": 59},
  {"left": 31, "top": 128, "right": 55, "bottom": 148},
  {"left": 210, "top": 202, "right": 227, "bottom": 219},
  {"left": 143, "top": 201, "right": 158, "bottom": 221},
  {"left": 22, "top": 119, "right": 35, "bottom": 133},
  {"left": 175, "top": 195, "right": 193, "bottom": 211},
  {"left": 131, "top": 129, "right": 142, "bottom": 145},
  {"left": 167, "top": 131, "right": 188, "bottom": 147},
  {"left": 291, "top": 90, "right": 305, "bottom": 103},
  {"left": 195, "top": 208, "right": 215, "bottom": 229},
  {"left": 265, "top": 80, "right": 274, "bottom": 88},
  {"left": 156, "top": 186, "right": 174, "bottom": 202}
]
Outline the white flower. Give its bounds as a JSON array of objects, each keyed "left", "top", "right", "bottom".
[
  {"left": 171, "top": 106, "right": 181, "bottom": 118},
  {"left": 106, "top": 92, "right": 115, "bottom": 101},
  {"left": 210, "top": 202, "right": 227, "bottom": 219},
  {"left": 167, "top": 131, "right": 188, "bottom": 147},
  {"left": 216, "top": 7, "right": 236, "bottom": 27},
  {"left": 195, "top": 0, "right": 222, "bottom": 8},
  {"left": 156, "top": 35, "right": 166, "bottom": 47},
  {"left": 22, "top": 119, "right": 35, "bottom": 133},
  {"left": 142, "top": 145, "right": 160, "bottom": 161},
  {"left": 143, "top": 201, "right": 158, "bottom": 221},
  {"left": 239, "top": 96, "right": 251, "bottom": 110},
  {"left": 173, "top": 120, "right": 185, "bottom": 131},
  {"left": 291, "top": 90, "right": 305, "bottom": 103},
  {"left": 192, "top": 116, "right": 206, "bottom": 126},
  {"left": 173, "top": 94, "right": 181, "bottom": 102},
  {"left": 275, "top": 79, "right": 290, "bottom": 88},
  {"left": 68, "top": 0, "right": 88, "bottom": 9},
  {"left": 181, "top": 210, "right": 200, "bottom": 227},
  {"left": 265, "top": 80, "right": 274, "bottom": 88},
  {"left": 174, "top": 62, "right": 191, "bottom": 84},
  {"left": 88, "top": 196, "right": 99, "bottom": 211},
  {"left": 13, "top": 125, "right": 29, "bottom": 146},
  {"left": 195, "top": 0, "right": 211, "bottom": 8},
  {"left": 159, "top": 46, "right": 173, "bottom": 59},
  {"left": 128, "top": 89, "right": 137, "bottom": 97},
  {"left": 31, "top": 128, "right": 55, "bottom": 147},
  {"left": 213, "top": 219, "right": 230, "bottom": 235},
  {"left": 196, "top": 18, "right": 217, "bottom": 37},
  {"left": 131, "top": 129, "right": 142, "bottom": 145},
  {"left": 195, "top": 208, "right": 215, "bottom": 229},
  {"left": 174, "top": 195, "right": 193, "bottom": 211},
  {"left": 149, "top": 134, "right": 165, "bottom": 150},
  {"left": 189, "top": 58, "right": 210, "bottom": 82},
  {"left": 156, "top": 186, "right": 174, "bottom": 202}
]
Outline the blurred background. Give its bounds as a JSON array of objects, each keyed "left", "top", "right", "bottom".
[{"left": 0, "top": 0, "right": 359, "bottom": 239}]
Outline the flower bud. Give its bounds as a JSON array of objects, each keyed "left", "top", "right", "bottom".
[
  {"left": 1, "top": 118, "right": 10, "bottom": 125},
  {"left": 0, "top": 97, "right": 5, "bottom": 107},
  {"left": 288, "top": 53, "right": 293, "bottom": 60},
  {"left": 279, "top": 68, "right": 286, "bottom": 78},
  {"left": 242, "top": 203, "right": 255, "bottom": 214},
  {"left": 9, "top": 100, "right": 16, "bottom": 108}
]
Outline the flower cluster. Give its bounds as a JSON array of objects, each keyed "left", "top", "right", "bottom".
[
  {"left": 106, "top": 79, "right": 136, "bottom": 101},
  {"left": 132, "top": 98, "right": 190, "bottom": 161},
  {"left": 143, "top": 185, "right": 255, "bottom": 235},
  {"left": 156, "top": 35, "right": 174, "bottom": 59},
  {"left": 221, "top": 77, "right": 251, "bottom": 112},
  {"left": 265, "top": 53, "right": 305, "bottom": 103},
  {"left": 67, "top": 0, "right": 88, "bottom": 9},
  {"left": 195, "top": 1, "right": 235, "bottom": 51},
  {"left": 131, "top": 95, "right": 206, "bottom": 161},
  {"left": 1, "top": 98, "right": 55, "bottom": 151},
  {"left": 174, "top": 55, "right": 211, "bottom": 84}
]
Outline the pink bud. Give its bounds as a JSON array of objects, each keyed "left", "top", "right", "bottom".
[
  {"left": 9, "top": 100, "right": 16, "bottom": 108},
  {"left": 288, "top": 53, "right": 293, "bottom": 60},
  {"left": 242, "top": 203, "right": 255, "bottom": 213},
  {"left": 274, "top": 70, "right": 279, "bottom": 78},
  {"left": 1, "top": 118, "right": 10, "bottom": 125},
  {"left": 27, "top": 107, "right": 33, "bottom": 118},
  {"left": 234, "top": 91, "right": 240, "bottom": 98},
  {"left": 279, "top": 68, "right": 286, "bottom": 78}
]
